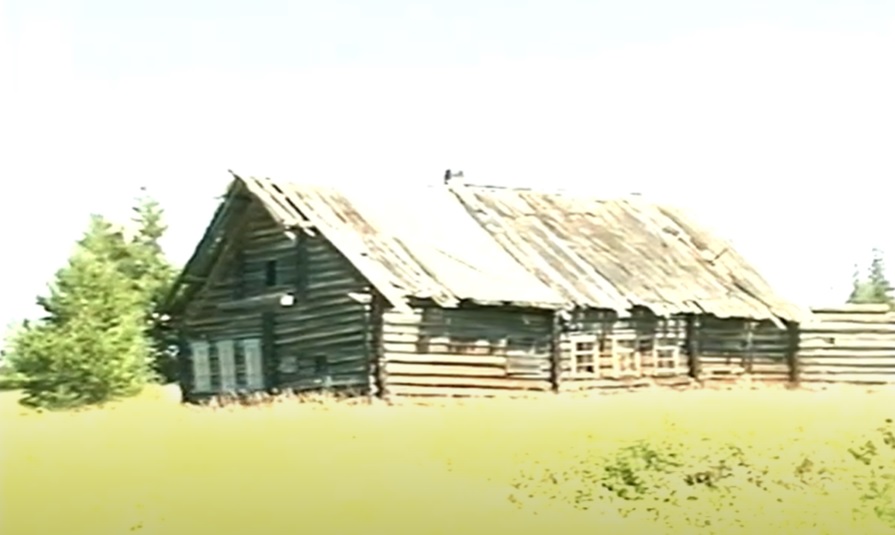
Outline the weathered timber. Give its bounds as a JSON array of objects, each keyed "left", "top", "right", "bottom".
[
  {"left": 796, "top": 306, "right": 895, "bottom": 385},
  {"left": 379, "top": 306, "right": 554, "bottom": 396},
  {"left": 177, "top": 199, "right": 374, "bottom": 400},
  {"left": 170, "top": 173, "right": 806, "bottom": 402}
]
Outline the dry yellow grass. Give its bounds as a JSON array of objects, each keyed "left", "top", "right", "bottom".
[{"left": 2, "top": 384, "right": 895, "bottom": 534}]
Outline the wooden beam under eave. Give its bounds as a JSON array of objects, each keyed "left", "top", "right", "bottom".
[{"left": 216, "top": 292, "right": 292, "bottom": 311}]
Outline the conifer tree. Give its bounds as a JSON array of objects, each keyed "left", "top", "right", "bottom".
[
  {"left": 126, "top": 190, "right": 178, "bottom": 381},
  {"left": 9, "top": 215, "right": 152, "bottom": 408},
  {"left": 848, "top": 248, "right": 894, "bottom": 307}
]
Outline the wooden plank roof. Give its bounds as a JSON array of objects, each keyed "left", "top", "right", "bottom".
[{"left": 168, "top": 173, "right": 807, "bottom": 323}]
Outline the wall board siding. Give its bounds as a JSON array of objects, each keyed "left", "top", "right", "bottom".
[
  {"left": 696, "top": 317, "right": 790, "bottom": 383},
  {"left": 798, "top": 306, "right": 895, "bottom": 385},
  {"left": 380, "top": 307, "right": 554, "bottom": 396},
  {"left": 179, "top": 201, "right": 374, "bottom": 399}
]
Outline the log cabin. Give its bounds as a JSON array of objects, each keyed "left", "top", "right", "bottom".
[{"left": 164, "top": 172, "right": 806, "bottom": 402}]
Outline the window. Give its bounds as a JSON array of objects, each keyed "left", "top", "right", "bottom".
[
  {"left": 190, "top": 341, "right": 212, "bottom": 392},
  {"left": 654, "top": 347, "right": 681, "bottom": 375},
  {"left": 241, "top": 338, "right": 265, "bottom": 390},
  {"left": 569, "top": 334, "right": 598, "bottom": 375},
  {"left": 216, "top": 339, "right": 237, "bottom": 391},
  {"left": 265, "top": 260, "right": 278, "bottom": 287}
]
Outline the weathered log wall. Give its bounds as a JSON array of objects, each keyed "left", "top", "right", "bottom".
[
  {"left": 558, "top": 308, "right": 691, "bottom": 392},
  {"left": 180, "top": 201, "right": 373, "bottom": 399},
  {"left": 179, "top": 197, "right": 895, "bottom": 402},
  {"left": 798, "top": 304, "right": 895, "bottom": 385},
  {"left": 696, "top": 317, "right": 791, "bottom": 384},
  {"left": 180, "top": 201, "right": 273, "bottom": 396},
  {"left": 379, "top": 306, "right": 554, "bottom": 397},
  {"left": 273, "top": 233, "right": 373, "bottom": 394}
]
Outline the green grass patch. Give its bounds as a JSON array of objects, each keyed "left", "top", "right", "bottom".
[{"left": 2, "top": 386, "right": 894, "bottom": 534}]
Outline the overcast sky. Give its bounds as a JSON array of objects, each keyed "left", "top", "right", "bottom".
[{"left": 1, "top": 0, "right": 894, "bottom": 338}]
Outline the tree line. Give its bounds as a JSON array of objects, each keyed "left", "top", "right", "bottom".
[{"left": 0, "top": 194, "right": 892, "bottom": 409}]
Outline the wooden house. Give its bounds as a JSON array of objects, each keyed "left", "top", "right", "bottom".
[
  {"left": 448, "top": 185, "right": 808, "bottom": 389},
  {"left": 165, "top": 173, "right": 806, "bottom": 402}
]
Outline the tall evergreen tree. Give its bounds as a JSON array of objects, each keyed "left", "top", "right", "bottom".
[
  {"left": 848, "top": 248, "right": 894, "bottom": 307},
  {"left": 125, "top": 189, "right": 178, "bottom": 381},
  {"left": 8, "top": 215, "right": 152, "bottom": 408}
]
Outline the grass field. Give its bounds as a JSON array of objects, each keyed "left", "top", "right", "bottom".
[{"left": 2, "top": 384, "right": 895, "bottom": 535}]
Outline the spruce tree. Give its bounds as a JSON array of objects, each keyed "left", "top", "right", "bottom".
[
  {"left": 848, "top": 248, "right": 894, "bottom": 307},
  {"left": 125, "top": 190, "right": 178, "bottom": 381},
  {"left": 8, "top": 215, "right": 152, "bottom": 408}
]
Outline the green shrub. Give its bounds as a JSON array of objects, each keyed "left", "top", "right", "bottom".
[
  {"left": 509, "top": 421, "right": 895, "bottom": 532},
  {"left": 8, "top": 216, "right": 154, "bottom": 409}
]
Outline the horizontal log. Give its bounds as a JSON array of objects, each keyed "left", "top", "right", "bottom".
[
  {"left": 698, "top": 367, "right": 746, "bottom": 374},
  {"left": 810, "top": 314, "right": 895, "bottom": 324},
  {"left": 558, "top": 377, "right": 662, "bottom": 392},
  {"left": 381, "top": 325, "right": 421, "bottom": 339},
  {"left": 747, "top": 364, "right": 789, "bottom": 373},
  {"left": 799, "top": 366, "right": 895, "bottom": 376},
  {"left": 385, "top": 385, "right": 551, "bottom": 398},
  {"left": 381, "top": 312, "right": 424, "bottom": 326},
  {"left": 380, "top": 332, "right": 420, "bottom": 345},
  {"left": 800, "top": 337, "right": 895, "bottom": 349},
  {"left": 386, "top": 375, "right": 552, "bottom": 390},
  {"left": 385, "top": 362, "right": 509, "bottom": 378},
  {"left": 810, "top": 304, "right": 892, "bottom": 314},
  {"left": 797, "top": 351, "right": 895, "bottom": 361},
  {"left": 801, "top": 323, "right": 895, "bottom": 334},
  {"left": 215, "top": 291, "right": 292, "bottom": 311},
  {"left": 798, "top": 374, "right": 895, "bottom": 385}
]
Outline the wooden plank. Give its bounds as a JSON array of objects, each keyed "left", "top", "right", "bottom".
[
  {"left": 797, "top": 352, "right": 895, "bottom": 361},
  {"left": 216, "top": 292, "right": 289, "bottom": 311},
  {"left": 801, "top": 323, "right": 895, "bottom": 334},
  {"left": 385, "top": 384, "right": 550, "bottom": 398},
  {"left": 800, "top": 338, "right": 895, "bottom": 350},
  {"left": 810, "top": 304, "right": 892, "bottom": 314},
  {"left": 385, "top": 362, "right": 507, "bottom": 377},
  {"left": 380, "top": 332, "right": 420, "bottom": 344},
  {"left": 810, "top": 314, "right": 894, "bottom": 324},
  {"left": 386, "top": 374, "right": 551, "bottom": 390},
  {"left": 799, "top": 373, "right": 895, "bottom": 384},
  {"left": 799, "top": 367, "right": 895, "bottom": 376},
  {"left": 558, "top": 377, "right": 656, "bottom": 391}
]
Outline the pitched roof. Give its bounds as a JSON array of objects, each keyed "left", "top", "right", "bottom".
[
  {"left": 168, "top": 173, "right": 805, "bottom": 323},
  {"left": 449, "top": 185, "right": 806, "bottom": 323},
  {"left": 168, "top": 175, "right": 566, "bottom": 312}
]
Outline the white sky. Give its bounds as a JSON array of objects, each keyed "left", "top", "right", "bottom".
[{"left": 1, "top": 3, "right": 894, "bottom": 342}]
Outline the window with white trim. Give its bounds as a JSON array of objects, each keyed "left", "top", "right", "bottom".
[{"left": 569, "top": 334, "right": 598, "bottom": 375}]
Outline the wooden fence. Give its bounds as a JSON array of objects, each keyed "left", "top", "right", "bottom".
[{"left": 797, "top": 304, "right": 895, "bottom": 385}]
